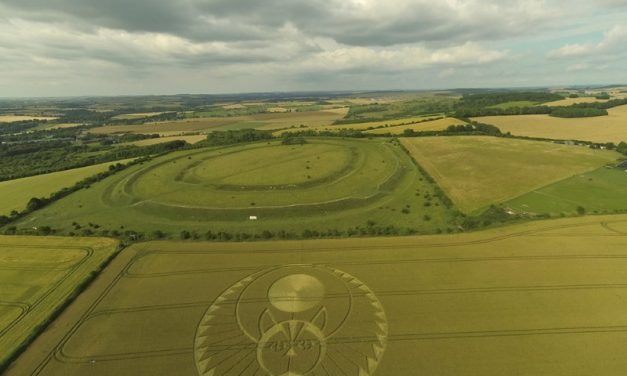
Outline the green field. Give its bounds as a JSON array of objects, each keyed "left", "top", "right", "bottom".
[
  {"left": 506, "top": 166, "right": 627, "bottom": 215},
  {"left": 401, "top": 136, "right": 619, "bottom": 213},
  {"left": 0, "top": 159, "right": 134, "bottom": 216},
  {"left": 8, "top": 215, "right": 627, "bottom": 375},
  {"left": 7, "top": 138, "right": 456, "bottom": 237},
  {"left": 0, "top": 236, "right": 119, "bottom": 369},
  {"left": 365, "top": 117, "right": 464, "bottom": 135}
]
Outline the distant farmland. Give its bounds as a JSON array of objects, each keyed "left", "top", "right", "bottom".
[
  {"left": 472, "top": 105, "right": 627, "bottom": 143},
  {"left": 92, "top": 109, "right": 347, "bottom": 135},
  {"left": 543, "top": 97, "right": 610, "bottom": 107},
  {"left": 0, "top": 116, "right": 57, "bottom": 123},
  {"left": 9, "top": 215, "right": 627, "bottom": 375},
  {"left": 401, "top": 136, "right": 618, "bottom": 213}
]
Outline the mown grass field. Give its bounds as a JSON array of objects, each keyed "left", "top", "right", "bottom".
[
  {"left": 401, "top": 136, "right": 619, "bottom": 213},
  {"left": 365, "top": 117, "right": 464, "bottom": 135},
  {"left": 472, "top": 105, "right": 627, "bottom": 143},
  {"left": 8, "top": 138, "right": 456, "bottom": 236},
  {"left": 9, "top": 215, "right": 627, "bottom": 375},
  {"left": 0, "top": 236, "right": 118, "bottom": 370},
  {"left": 0, "top": 159, "right": 134, "bottom": 216},
  {"left": 505, "top": 166, "right": 627, "bottom": 215}
]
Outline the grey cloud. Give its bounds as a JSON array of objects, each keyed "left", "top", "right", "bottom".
[{"left": 0, "top": 0, "right": 556, "bottom": 47}]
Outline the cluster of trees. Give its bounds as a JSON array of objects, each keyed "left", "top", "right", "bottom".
[
  {"left": 0, "top": 119, "right": 49, "bottom": 135},
  {"left": 398, "top": 121, "right": 502, "bottom": 138},
  {"left": 336, "top": 97, "right": 456, "bottom": 124},
  {"left": 457, "top": 92, "right": 563, "bottom": 108},
  {"left": 454, "top": 105, "right": 552, "bottom": 118},
  {"left": 595, "top": 92, "right": 611, "bottom": 100},
  {"left": 0, "top": 139, "right": 186, "bottom": 181},
  {"left": 570, "top": 97, "right": 627, "bottom": 110},
  {"left": 617, "top": 142, "right": 627, "bottom": 155},
  {"left": 108, "top": 112, "right": 179, "bottom": 125},
  {"left": 177, "top": 225, "right": 420, "bottom": 242},
  {"left": 204, "top": 129, "right": 273, "bottom": 146},
  {"left": 549, "top": 107, "right": 608, "bottom": 118},
  {"left": 281, "top": 133, "right": 307, "bottom": 145},
  {"left": 453, "top": 92, "right": 627, "bottom": 119}
]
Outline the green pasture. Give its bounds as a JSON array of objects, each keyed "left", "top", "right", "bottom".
[
  {"left": 506, "top": 166, "right": 627, "bottom": 215},
  {"left": 7, "top": 138, "right": 456, "bottom": 236},
  {"left": 0, "top": 159, "right": 134, "bottom": 216}
]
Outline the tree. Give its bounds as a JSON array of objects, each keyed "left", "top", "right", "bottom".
[
  {"left": 576, "top": 206, "right": 586, "bottom": 215},
  {"left": 26, "top": 197, "right": 45, "bottom": 212}
]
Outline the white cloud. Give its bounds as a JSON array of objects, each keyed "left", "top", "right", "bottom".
[{"left": 548, "top": 25, "right": 627, "bottom": 59}]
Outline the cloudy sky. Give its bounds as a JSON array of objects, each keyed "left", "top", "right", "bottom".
[{"left": 0, "top": 0, "right": 626, "bottom": 97}]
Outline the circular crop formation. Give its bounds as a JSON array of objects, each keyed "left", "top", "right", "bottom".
[{"left": 102, "top": 138, "right": 410, "bottom": 220}]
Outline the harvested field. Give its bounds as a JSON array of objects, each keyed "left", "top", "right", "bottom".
[
  {"left": 0, "top": 116, "right": 57, "bottom": 123},
  {"left": 472, "top": 105, "right": 627, "bottom": 143}
]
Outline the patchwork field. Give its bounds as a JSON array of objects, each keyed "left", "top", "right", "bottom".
[
  {"left": 0, "top": 159, "right": 135, "bottom": 216},
  {"left": 270, "top": 115, "right": 445, "bottom": 136},
  {"left": 90, "top": 117, "right": 240, "bottom": 135},
  {"left": 401, "top": 136, "right": 619, "bottom": 213},
  {"left": 92, "top": 110, "right": 348, "bottom": 135},
  {"left": 8, "top": 215, "right": 627, "bottom": 375},
  {"left": 505, "top": 166, "right": 627, "bottom": 215},
  {"left": 0, "top": 236, "right": 119, "bottom": 370},
  {"left": 10, "top": 138, "right": 456, "bottom": 236},
  {"left": 366, "top": 117, "right": 464, "bottom": 135},
  {"left": 472, "top": 105, "right": 627, "bottom": 143}
]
